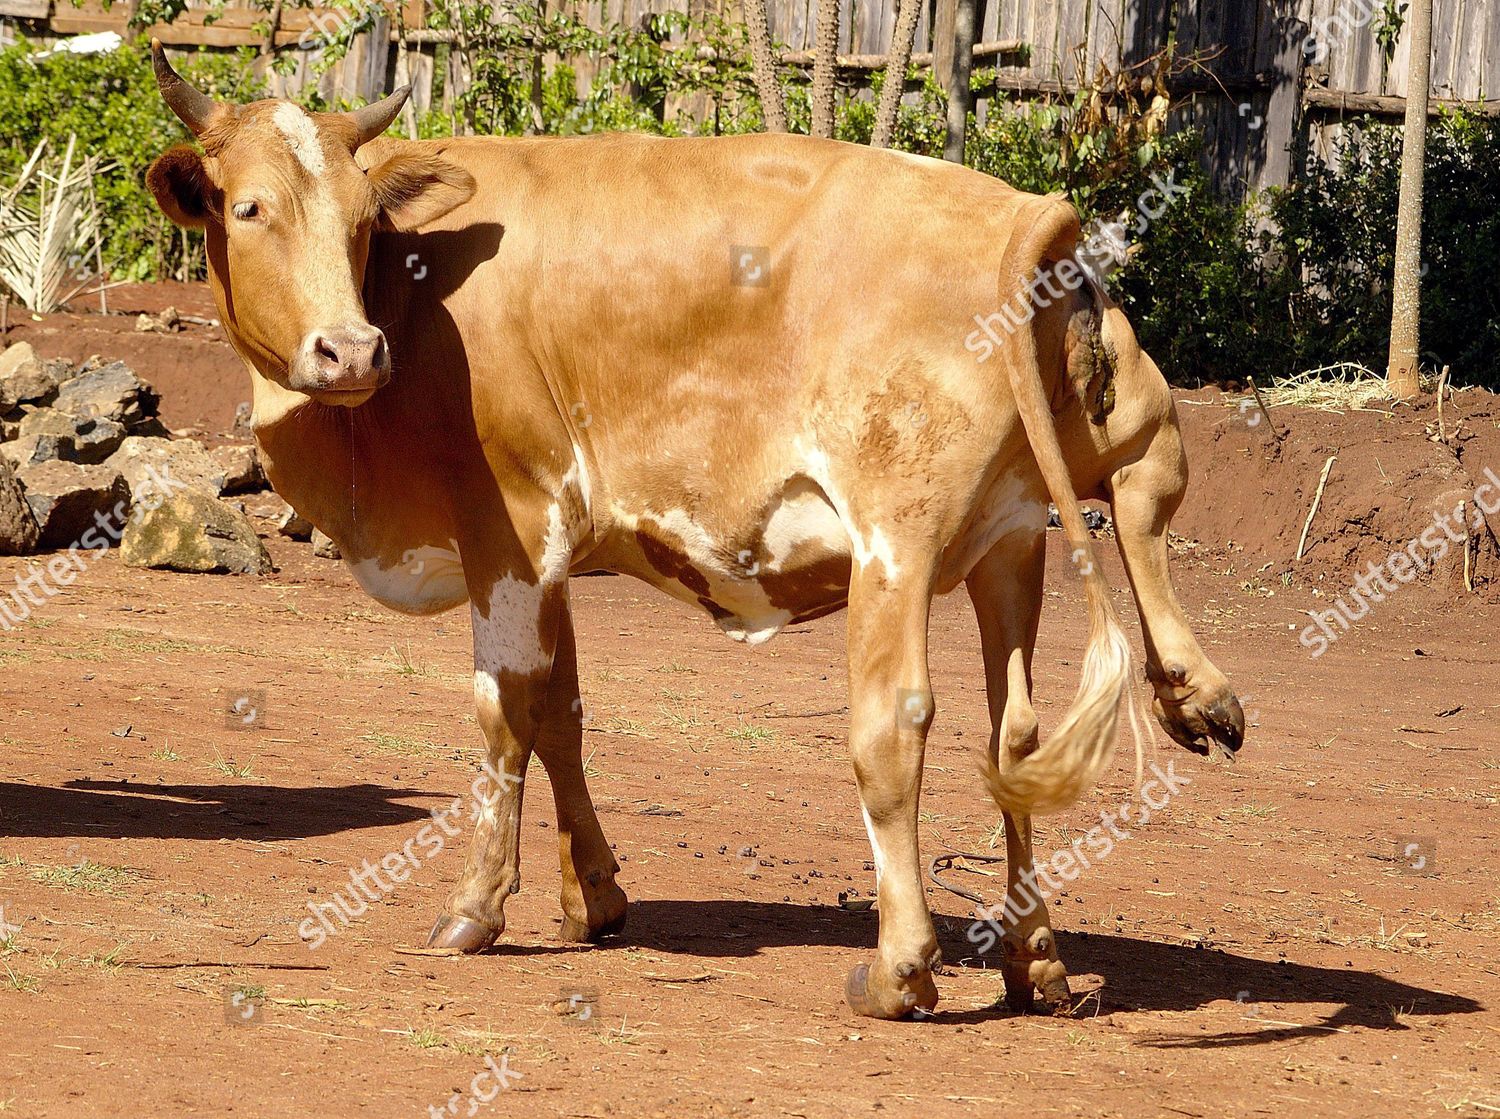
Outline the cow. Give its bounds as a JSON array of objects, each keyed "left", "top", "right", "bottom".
[{"left": 144, "top": 41, "right": 1243, "bottom": 1019}]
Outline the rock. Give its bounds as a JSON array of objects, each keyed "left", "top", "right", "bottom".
[
  {"left": 0, "top": 416, "right": 18, "bottom": 441},
  {"left": 15, "top": 407, "right": 126, "bottom": 465},
  {"left": 1, "top": 432, "right": 69, "bottom": 469},
  {"left": 105, "top": 436, "right": 225, "bottom": 499},
  {"left": 0, "top": 342, "right": 36, "bottom": 380},
  {"left": 231, "top": 402, "right": 254, "bottom": 440},
  {"left": 16, "top": 459, "right": 129, "bottom": 550},
  {"left": 311, "top": 528, "right": 341, "bottom": 559},
  {"left": 53, "top": 361, "right": 159, "bottom": 427},
  {"left": 210, "top": 443, "right": 266, "bottom": 494},
  {"left": 0, "top": 344, "right": 63, "bottom": 413},
  {"left": 121, "top": 488, "right": 273, "bottom": 575},
  {"left": 275, "top": 502, "right": 314, "bottom": 541},
  {"left": 0, "top": 457, "right": 39, "bottom": 555}
]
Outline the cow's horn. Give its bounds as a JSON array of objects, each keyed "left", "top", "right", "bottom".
[
  {"left": 349, "top": 86, "right": 412, "bottom": 146},
  {"left": 151, "top": 38, "right": 216, "bottom": 137}
]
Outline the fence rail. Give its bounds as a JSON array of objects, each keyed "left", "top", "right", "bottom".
[{"left": 2, "top": 0, "right": 1497, "bottom": 190}]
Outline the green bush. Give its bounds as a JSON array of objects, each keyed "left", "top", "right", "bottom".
[
  {"left": 1269, "top": 112, "right": 1500, "bottom": 388},
  {"left": 0, "top": 36, "right": 263, "bottom": 282}
]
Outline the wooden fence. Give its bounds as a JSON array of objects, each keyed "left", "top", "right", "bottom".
[{"left": 2, "top": 0, "right": 1497, "bottom": 192}]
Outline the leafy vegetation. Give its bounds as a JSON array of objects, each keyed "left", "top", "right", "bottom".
[{"left": 0, "top": 25, "right": 1496, "bottom": 388}]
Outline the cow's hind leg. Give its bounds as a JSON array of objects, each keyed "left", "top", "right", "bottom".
[
  {"left": 1107, "top": 422, "right": 1244, "bottom": 758},
  {"left": 534, "top": 607, "right": 627, "bottom": 942},
  {"left": 966, "top": 531, "right": 1071, "bottom": 1012},
  {"left": 842, "top": 556, "right": 943, "bottom": 1020}
]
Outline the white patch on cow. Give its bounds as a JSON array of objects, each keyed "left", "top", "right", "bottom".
[
  {"left": 935, "top": 473, "right": 1048, "bottom": 592},
  {"left": 612, "top": 503, "right": 793, "bottom": 645},
  {"left": 861, "top": 804, "right": 886, "bottom": 887},
  {"left": 569, "top": 444, "right": 593, "bottom": 522},
  {"left": 347, "top": 541, "right": 467, "bottom": 615},
  {"left": 795, "top": 439, "right": 900, "bottom": 579},
  {"left": 541, "top": 500, "right": 573, "bottom": 585},
  {"left": 852, "top": 525, "right": 900, "bottom": 579},
  {"left": 472, "top": 577, "right": 550, "bottom": 684},
  {"left": 272, "top": 102, "right": 326, "bottom": 176},
  {"left": 762, "top": 485, "right": 846, "bottom": 574}
]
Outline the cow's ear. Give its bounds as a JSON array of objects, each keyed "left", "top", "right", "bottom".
[
  {"left": 147, "top": 145, "right": 222, "bottom": 228},
  {"left": 366, "top": 149, "right": 476, "bottom": 232}
]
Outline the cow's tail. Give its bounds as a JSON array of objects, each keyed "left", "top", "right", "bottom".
[{"left": 982, "top": 194, "right": 1138, "bottom": 817}]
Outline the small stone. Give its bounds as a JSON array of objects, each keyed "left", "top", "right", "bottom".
[
  {"left": 274, "top": 502, "right": 313, "bottom": 541},
  {"left": 121, "top": 487, "right": 273, "bottom": 575},
  {"left": 209, "top": 443, "right": 266, "bottom": 494},
  {"left": 311, "top": 528, "right": 341, "bottom": 559}
]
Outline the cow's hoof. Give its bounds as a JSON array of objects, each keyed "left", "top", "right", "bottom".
[
  {"left": 558, "top": 906, "right": 627, "bottom": 944},
  {"left": 1001, "top": 928, "right": 1071, "bottom": 1015},
  {"left": 425, "top": 912, "right": 499, "bottom": 953},
  {"left": 1151, "top": 674, "right": 1245, "bottom": 761},
  {"left": 844, "top": 959, "right": 940, "bottom": 1020}
]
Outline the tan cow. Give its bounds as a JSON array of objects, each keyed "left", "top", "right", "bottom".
[{"left": 145, "top": 42, "right": 1243, "bottom": 1019}]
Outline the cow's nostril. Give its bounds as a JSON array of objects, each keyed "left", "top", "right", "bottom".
[
  {"left": 314, "top": 336, "right": 340, "bottom": 366},
  {"left": 371, "top": 333, "right": 388, "bottom": 368}
]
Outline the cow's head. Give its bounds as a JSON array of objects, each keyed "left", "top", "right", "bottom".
[{"left": 145, "top": 41, "right": 475, "bottom": 408}]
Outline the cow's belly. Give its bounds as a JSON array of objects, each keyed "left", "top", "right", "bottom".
[
  {"left": 598, "top": 480, "right": 853, "bottom": 645},
  {"left": 346, "top": 542, "right": 470, "bottom": 615}
]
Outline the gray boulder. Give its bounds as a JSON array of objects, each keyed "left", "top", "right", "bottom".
[
  {"left": 16, "top": 459, "right": 129, "bottom": 549},
  {"left": 121, "top": 488, "right": 273, "bottom": 575},
  {"left": 53, "top": 361, "right": 159, "bottom": 427},
  {"left": 0, "top": 457, "right": 39, "bottom": 555},
  {"left": 105, "top": 436, "right": 225, "bottom": 499},
  {"left": 14, "top": 408, "right": 126, "bottom": 465},
  {"left": 210, "top": 443, "right": 266, "bottom": 494},
  {"left": 1, "top": 432, "right": 69, "bottom": 469}
]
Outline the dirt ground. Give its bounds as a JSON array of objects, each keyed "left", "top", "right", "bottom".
[{"left": 1, "top": 295, "right": 1498, "bottom": 1118}]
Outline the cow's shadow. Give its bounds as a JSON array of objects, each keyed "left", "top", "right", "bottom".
[
  {"left": 0, "top": 779, "right": 446, "bottom": 841},
  {"left": 539, "top": 898, "right": 1484, "bottom": 1044}
]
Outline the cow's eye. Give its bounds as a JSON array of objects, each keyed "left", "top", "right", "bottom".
[{"left": 231, "top": 201, "right": 260, "bottom": 222}]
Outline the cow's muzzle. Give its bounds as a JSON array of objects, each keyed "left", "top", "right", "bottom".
[{"left": 290, "top": 323, "right": 391, "bottom": 403}]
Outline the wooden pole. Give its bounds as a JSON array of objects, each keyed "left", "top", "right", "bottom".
[
  {"left": 871, "top": 0, "right": 923, "bottom": 148},
  {"left": 1386, "top": 0, "right": 1433, "bottom": 401},
  {"left": 811, "top": 0, "right": 841, "bottom": 137},
  {"left": 744, "top": 0, "right": 787, "bottom": 132},
  {"left": 943, "top": 0, "right": 976, "bottom": 162}
]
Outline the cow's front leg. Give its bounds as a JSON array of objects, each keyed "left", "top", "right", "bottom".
[
  {"left": 966, "top": 533, "right": 1070, "bottom": 1013},
  {"left": 534, "top": 605, "right": 627, "bottom": 942},
  {"left": 426, "top": 565, "right": 567, "bottom": 952},
  {"left": 842, "top": 557, "right": 942, "bottom": 1020},
  {"left": 1107, "top": 423, "right": 1244, "bottom": 759}
]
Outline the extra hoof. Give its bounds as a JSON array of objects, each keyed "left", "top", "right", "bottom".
[
  {"left": 844, "top": 961, "right": 940, "bottom": 1020},
  {"left": 425, "top": 912, "right": 499, "bottom": 953},
  {"left": 558, "top": 906, "right": 627, "bottom": 944}
]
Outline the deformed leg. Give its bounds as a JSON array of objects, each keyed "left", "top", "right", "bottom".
[
  {"left": 1107, "top": 422, "right": 1244, "bottom": 758},
  {"left": 966, "top": 531, "right": 1071, "bottom": 1012}
]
